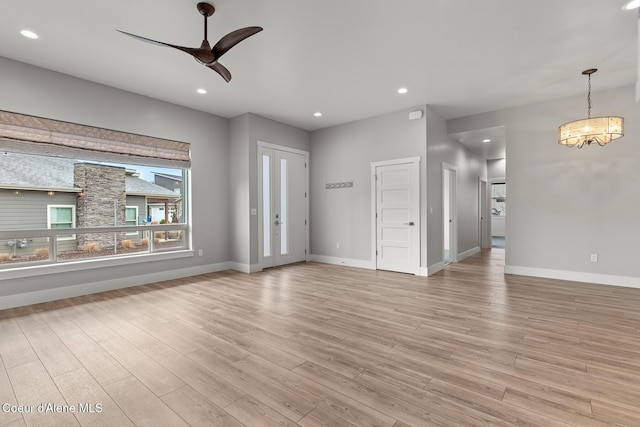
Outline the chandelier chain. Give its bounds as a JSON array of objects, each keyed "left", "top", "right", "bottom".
[{"left": 587, "top": 74, "right": 592, "bottom": 119}]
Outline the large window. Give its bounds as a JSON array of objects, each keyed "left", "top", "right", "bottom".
[
  {"left": 0, "top": 110, "right": 191, "bottom": 270},
  {"left": 0, "top": 152, "right": 189, "bottom": 268}
]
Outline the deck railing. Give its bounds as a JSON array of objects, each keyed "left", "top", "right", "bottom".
[{"left": 0, "top": 223, "right": 189, "bottom": 268}]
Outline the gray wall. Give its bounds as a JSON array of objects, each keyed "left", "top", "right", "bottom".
[
  {"left": 309, "top": 107, "right": 428, "bottom": 267},
  {"left": 487, "top": 158, "right": 506, "bottom": 180},
  {"left": 229, "top": 114, "right": 251, "bottom": 266},
  {"left": 4, "top": 55, "right": 635, "bottom": 303},
  {"left": 0, "top": 57, "right": 230, "bottom": 299},
  {"left": 426, "top": 106, "right": 487, "bottom": 268},
  {"left": 449, "top": 84, "right": 640, "bottom": 280}
]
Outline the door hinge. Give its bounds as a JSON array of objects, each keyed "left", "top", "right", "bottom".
[
  {"left": 305, "top": 249, "right": 307, "bottom": 255},
  {"left": 305, "top": 219, "right": 307, "bottom": 225},
  {"left": 305, "top": 162, "right": 307, "bottom": 168},
  {"left": 376, "top": 250, "right": 378, "bottom": 255},
  {"left": 305, "top": 192, "right": 307, "bottom": 198}
]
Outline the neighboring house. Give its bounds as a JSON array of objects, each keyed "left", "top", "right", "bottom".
[
  {"left": 153, "top": 172, "right": 182, "bottom": 195},
  {"left": 152, "top": 171, "right": 183, "bottom": 223},
  {"left": 0, "top": 152, "right": 178, "bottom": 257}
]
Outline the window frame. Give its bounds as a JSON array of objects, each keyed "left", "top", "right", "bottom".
[
  {"left": 125, "top": 205, "right": 139, "bottom": 235},
  {"left": 0, "top": 110, "right": 193, "bottom": 275},
  {"left": 47, "top": 204, "right": 76, "bottom": 240},
  {"left": 1, "top": 156, "right": 190, "bottom": 272}
]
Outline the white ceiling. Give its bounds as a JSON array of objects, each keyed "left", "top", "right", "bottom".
[{"left": 0, "top": 0, "right": 637, "bottom": 159}]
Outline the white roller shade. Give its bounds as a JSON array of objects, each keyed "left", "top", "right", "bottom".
[{"left": 0, "top": 110, "right": 191, "bottom": 168}]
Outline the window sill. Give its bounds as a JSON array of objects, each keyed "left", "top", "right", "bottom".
[{"left": 0, "top": 250, "right": 194, "bottom": 281}]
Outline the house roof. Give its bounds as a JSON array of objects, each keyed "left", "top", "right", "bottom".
[
  {"left": 152, "top": 172, "right": 182, "bottom": 182},
  {"left": 125, "top": 176, "right": 178, "bottom": 198},
  {"left": 0, "top": 152, "right": 177, "bottom": 198},
  {"left": 0, "top": 152, "right": 77, "bottom": 190}
]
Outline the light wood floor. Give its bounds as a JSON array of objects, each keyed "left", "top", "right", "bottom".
[{"left": 2, "top": 249, "right": 640, "bottom": 426}]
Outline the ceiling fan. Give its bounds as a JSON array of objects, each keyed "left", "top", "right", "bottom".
[{"left": 118, "top": 2, "right": 262, "bottom": 82}]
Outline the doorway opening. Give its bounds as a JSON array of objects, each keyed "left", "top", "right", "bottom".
[
  {"left": 443, "top": 164, "right": 457, "bottom": 264},
  {"left": 479, "top": 178, "right": 490, "bottom": 249},
  {"left": 490, "top": 180, "right": 506, "bottom": 249}
]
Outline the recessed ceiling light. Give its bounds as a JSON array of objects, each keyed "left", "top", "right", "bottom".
[
  {"left": 483, "top": 139, "right": 491, "bottom": 143},
  {"left": 623, "top": 0, "right": 640, "bottom": 10},
  {"left": 314, "top": 112, "right": 322, "bottom": 117},
  {"left": 196, "top": 88, "right": 207, "bottom": 94},
  {"left": 20, "top": 30, "right": 38, "bottom": 39},
  {"left": 397, "top": 87, "right": 408, "bottom": 94}
]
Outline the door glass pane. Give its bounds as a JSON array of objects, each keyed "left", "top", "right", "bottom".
[
  {"left": 280, "top": 158, "right": 288, "bottom": 255},
  {"left": 262, "top": 155, "right": 271, "bottom": 257}
]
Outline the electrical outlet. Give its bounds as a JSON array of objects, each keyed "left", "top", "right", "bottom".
[
  {"left": 336, "top": 242, "right": 340, "bottom": 249},
  {"left": 590, "top": 254, "right": 597, "bottom": 262},
  {"left": 198, "top": 249, "right": 203, "bottom": 257}
]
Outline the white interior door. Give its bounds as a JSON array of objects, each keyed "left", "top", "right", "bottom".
[
  {"left": 259, "top": 145, "right": 308, "bottom": 269},
  {"left": 374, "top": 160, "right": 419, "bottom": 274}
]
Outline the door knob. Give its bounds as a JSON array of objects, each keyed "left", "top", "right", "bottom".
[
  {"left": 404, "top": 221, "right": 415, "bottom": 226},
  {"left": 274, "top": 220, "right": 280, "bottom": 226}
]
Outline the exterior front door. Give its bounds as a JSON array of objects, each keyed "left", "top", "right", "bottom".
[{"left": 258, "top": 144, "right": 308, "bottom": 269}]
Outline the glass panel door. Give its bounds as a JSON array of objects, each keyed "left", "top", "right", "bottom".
[{"left": 258, "top": 145, "right": 308, "bottom": 269}]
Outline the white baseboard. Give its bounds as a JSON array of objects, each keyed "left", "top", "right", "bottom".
[
  {"left": 310, "top": 254, "right": 430, "bottom": 276},
  {"left": 457, "top": 246, "right": 481, "bottom": 262},
  {"left": 426, "top": 247, "right": 479, "bottom": 276},
  {"left": 228, "top": 262, "right": 261, "bottom": 274},
  {"left": 505, "top": 265, "right": 640, "bottom": 289},
  {"left": 309, "top": 254, "right": 375, "bottom": 270},
  {"left": 428, "top": 262, "right": 445, "bottom": 275},
  {"left": 0, "top": 261, "right": 233, "bottom": 310}
]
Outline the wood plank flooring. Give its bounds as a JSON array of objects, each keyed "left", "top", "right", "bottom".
[{"left": 2, "top": 249, "right": 640, "bottom": 426}]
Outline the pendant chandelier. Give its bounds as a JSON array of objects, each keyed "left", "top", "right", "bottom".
[{"left": 557, "top": 68, "right": 624, "bottom": 148}]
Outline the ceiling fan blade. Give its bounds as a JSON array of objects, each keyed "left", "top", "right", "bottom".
[
  {"left": 212, "top": 27, "right": 263, "bottom": 60},
  {"left": 207, "top": 62, "right": 232, "bottom": 82},
  {"left": 117, "top": 30, "right": 204, "bottom": 59}
]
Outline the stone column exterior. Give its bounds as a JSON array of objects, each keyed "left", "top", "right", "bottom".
[{"left": 74, "top": 163, "right": 127, "bottom": 249}]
